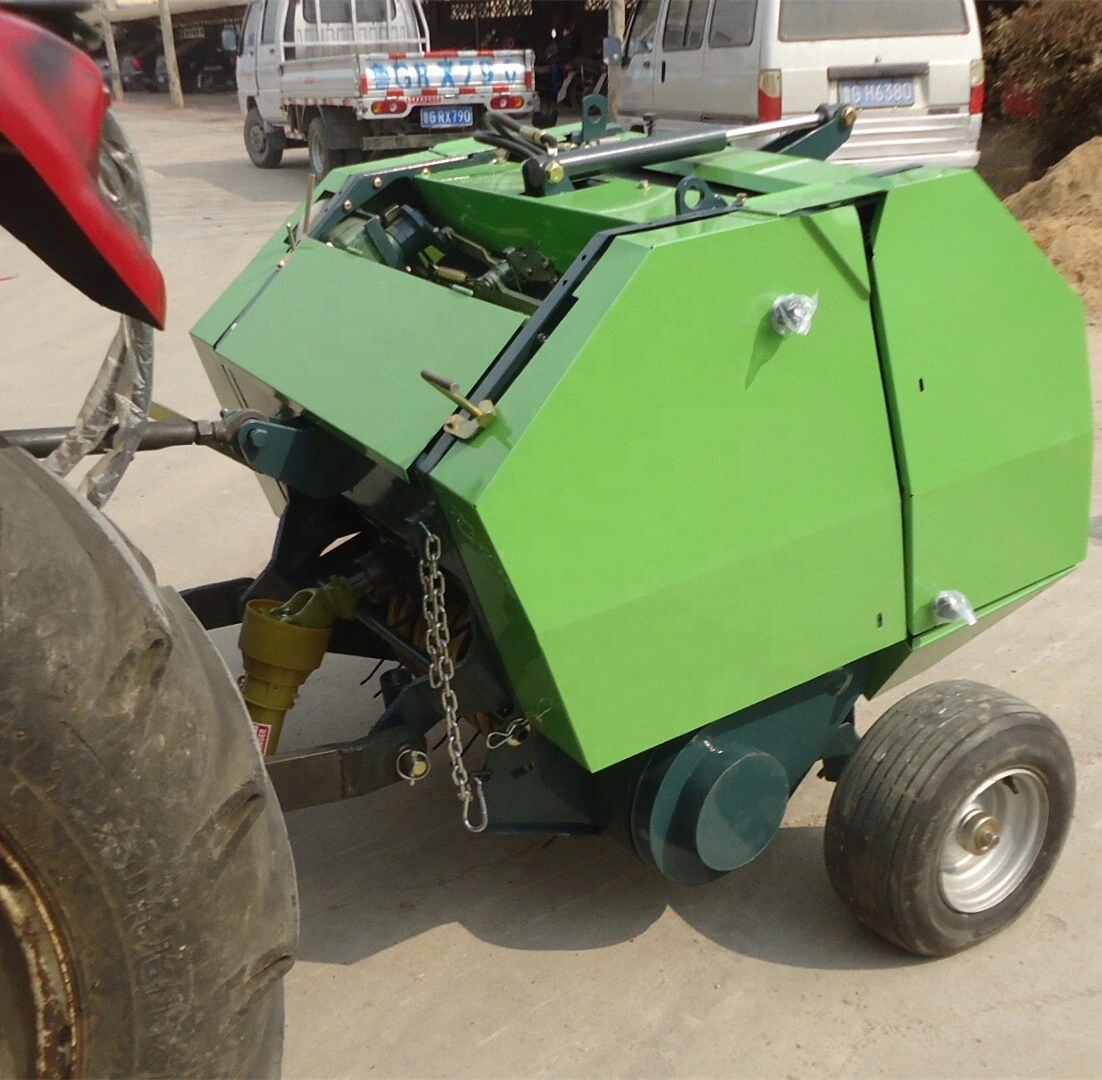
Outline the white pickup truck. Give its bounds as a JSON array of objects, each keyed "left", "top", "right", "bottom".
[{"left": 235, "top": 0, "right": 535, "bottom": 176}]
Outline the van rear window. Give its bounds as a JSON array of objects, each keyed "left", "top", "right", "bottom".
[
  {"left": 303, "top": 0, "right": 389, "bottom": 23},
  {"left": 778, "top": 0, "right": 968, "bottom": 40}
]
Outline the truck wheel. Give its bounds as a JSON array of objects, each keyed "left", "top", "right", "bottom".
[
  {"left": 307, "top": 117, "right": 348, "bottom": 179},
  {"left": 0, "top": 448, "right": 297, "bottom": 1077},
  {"left": 245, "top": 107, "right": 285, "bottom": 169},
  {"left": 824, "top": 680, "right": 1074, "bottom": 957}
]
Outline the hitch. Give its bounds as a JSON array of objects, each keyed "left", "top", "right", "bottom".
[{"left": 0, "top": 417, "right": 232, "bottom": 458}]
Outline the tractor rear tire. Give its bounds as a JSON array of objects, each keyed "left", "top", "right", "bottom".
[
  {"left": 824, "top": 680, "right": 1074, "bottom": 957},
  {"left": 245, "top": 107, "right": 285, "bottom": 169},
  {"left": 0, "top": 448, "right": 297, "bottom": 1077}
]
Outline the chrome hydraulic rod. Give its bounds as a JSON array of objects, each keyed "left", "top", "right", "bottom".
[{"left": 524, "top": 110, "right": 830, "bottom": 192}]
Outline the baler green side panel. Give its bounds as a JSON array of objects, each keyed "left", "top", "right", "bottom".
[
  {"left": 191, "top": 140, "right": 475, "bottom": 348},
  {"left": 210, "top": 239, "right": 526, "bottom": 478},
  {"left": 433, "top": 238, "right": 658, "bottom": 764},
  {"left": 468, "top": 208, "right": 906, "bottom": 771},
  {"left": 872, "top": 170, "right": 1093, "bottom": 634}
]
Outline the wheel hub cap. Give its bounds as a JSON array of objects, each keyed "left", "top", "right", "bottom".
[
  {"left": 958, "top": 809, "right": 1001, "bottom": 855},
  {"left": 939, "top": 767, "right": 1048, "bottom": 914}
]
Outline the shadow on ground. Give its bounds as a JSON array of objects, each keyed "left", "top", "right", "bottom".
[
  {"left": 286, "top": 759, "right": 918, "bottom": 974},
  {"left": 154, "top": 155, "right": 310, "bottom": 202}
]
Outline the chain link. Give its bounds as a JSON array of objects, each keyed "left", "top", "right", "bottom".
[{"left": 418, "top": 526, "right": 488, "bottom": 833}]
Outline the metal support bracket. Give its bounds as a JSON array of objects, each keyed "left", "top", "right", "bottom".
[
  {"left": 579, "top": 93, "right": 609, "bottom": 144},
  {"left": 232, "top": 415, "right": 372, "bottom": 498},
  {"left": 674, "top": 176, "right": 728, "bottom": 217},
  {"left": 763, "top": 103, "right": 858, "bottom": 161}
]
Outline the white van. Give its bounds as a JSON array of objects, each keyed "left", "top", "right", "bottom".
[{"left": 619, "top": 0, "right": 984, "bottom": 169}]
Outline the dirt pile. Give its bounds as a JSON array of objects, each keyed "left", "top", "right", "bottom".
[{"left": 1004, "top": 136, "right": 1102, "bottom": 317}]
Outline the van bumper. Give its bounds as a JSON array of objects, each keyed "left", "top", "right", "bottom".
[
  {"left": 835, "top": 146, "right": 979, "bottom": 171},
  {"left": 617, "top": 111, "right": 979, "bottom": 169},
  {"left": 831, "top": 112, "right": 981, "bottom": 170}
]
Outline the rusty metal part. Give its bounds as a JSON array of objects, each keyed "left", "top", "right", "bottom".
[
  {"left": 264, "top": 725, "right": 426, "bottom": 812},
  {"left": 384, "top": 591, "right": 471, "bottom": 673},
  {"left": 0, "top": 829, "right": 79, "bottom": 1078}
]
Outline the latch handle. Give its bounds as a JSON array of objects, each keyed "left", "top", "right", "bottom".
[{"left": 420, "top": 369, "right": 496, "bottom": 440}]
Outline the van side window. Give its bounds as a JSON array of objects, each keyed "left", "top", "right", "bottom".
[
  {"left": 241, "top": 1, "right": 260, "bottom": 51},
  {"left": 355, "top": 0, "right": 388, "bottom": 18},
  {"left": 709, "top": 0, "right": 757, "bottom": 47},
  {"left": 627, "top": 0, "right": 662, "bottom": 55},
  {"left": 260, "top": 0, "right": 280, "bottom": 43},
  {"left": 283, "top": 0, "right": 298, "bottom": 57},
  {"left": 663, "top": 0, "right": 710, "bottom": 51}
]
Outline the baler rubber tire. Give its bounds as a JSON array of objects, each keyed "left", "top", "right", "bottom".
[
  {"left": 824, "top": 680, "right": 1074, "bottom": 957},
  {"left": 0, "top": 447, "right": 297, "bottom": 1078},
  {"left": 245, "top": 108, "right": 285, "bottom": 169}
]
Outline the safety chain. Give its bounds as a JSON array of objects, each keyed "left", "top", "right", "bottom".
[{"left": 418, "top": 526, "right": 488, "bottom": 833}]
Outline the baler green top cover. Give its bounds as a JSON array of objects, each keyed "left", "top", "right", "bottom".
[{"left": 193, "top": 133, "right": 1092, "bottom": 773}]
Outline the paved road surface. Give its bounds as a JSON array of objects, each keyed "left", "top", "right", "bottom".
[{"left": 1, "top": 98, "right": 1099, "bottom": 1079}]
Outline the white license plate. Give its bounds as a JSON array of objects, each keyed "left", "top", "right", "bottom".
[
  {"left": 838, "top": 78, "right": 915, "bottom": 109},
  {"left": 421, "top": 106, "right": 474, "bottom": 129}
]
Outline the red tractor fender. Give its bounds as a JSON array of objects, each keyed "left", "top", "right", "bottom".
[{"left": 0, "top": 7, "right": 166, "bottom": 327}]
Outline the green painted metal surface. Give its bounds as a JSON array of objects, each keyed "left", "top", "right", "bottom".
[
  {"left": 211, "top": 239, "right": 526, "bottom": 478},
  {"left": 865, "top": 567, "right": 1073, "bottom": 697},
  {"left": 871, "top": 170, "right": 1093, "bottom": 633},
  {"left": 436, "top": 208, "right": 905, "bottom": 771},
  {"left": 190, "top": 124, "right": 1093, "bottom": 781},
  {"left": 191, "top": 142, "right": 466, "bottom": 349}
]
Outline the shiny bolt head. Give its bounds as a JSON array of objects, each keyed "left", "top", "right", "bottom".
[
  {"left": 422, "top": 167, "right": 432, "bottom": 177},
  {"left": 373, "top": 176, "right": 383, "bottom": 189},
  {"left": 839, "top": 105, "right": 858, "bottom": 129},
  {"left": 343, "top": 198, "right": 353, "bottom": 210},
  {"left": 545, "top": 160, "right": 566, "bottom": 185},
  {"left": 959, "top": 810, "right": 1001, "bottom": 855}
]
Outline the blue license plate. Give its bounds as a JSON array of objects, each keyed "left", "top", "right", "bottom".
[
  {"left": 421, "top": 106, "right": 474, "bottom": 129},
  {"left": 838, "top": 78, "right": 915, "bottom": 109}
]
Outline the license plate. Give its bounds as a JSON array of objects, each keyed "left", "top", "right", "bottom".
[
  {"left": 421, "top": 106, "right": 474, "bottom": 129},
  {"left": 838, "top": 78, "right": 915, "bottom": 109}
]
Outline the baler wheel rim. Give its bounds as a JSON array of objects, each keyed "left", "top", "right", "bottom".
[{"left": 938, "top": 767, "right": 1048, "bottom": 914}]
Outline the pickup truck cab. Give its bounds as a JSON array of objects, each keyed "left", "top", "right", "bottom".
[
  {"left": 236, "top": 0, "right": 535, "bottom": 176},
  {"left": 620, "top": 0, "right": 984, "bottom": 169}
]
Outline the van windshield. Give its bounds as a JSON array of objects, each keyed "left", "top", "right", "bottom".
[{"left": 778, "top": 0, "right": 968, "bottom": 40}]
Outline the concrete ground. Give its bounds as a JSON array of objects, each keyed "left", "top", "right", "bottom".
[{"left": 2, "top": 97, "right": 1100, "bottom": 1079}]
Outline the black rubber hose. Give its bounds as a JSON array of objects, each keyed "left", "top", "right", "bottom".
[
  {"left": 473, "top": 130, "right": 543, "bottom": 162},
  {"left": 487, "top": 110, "right": 558, "bottom": 151}
]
